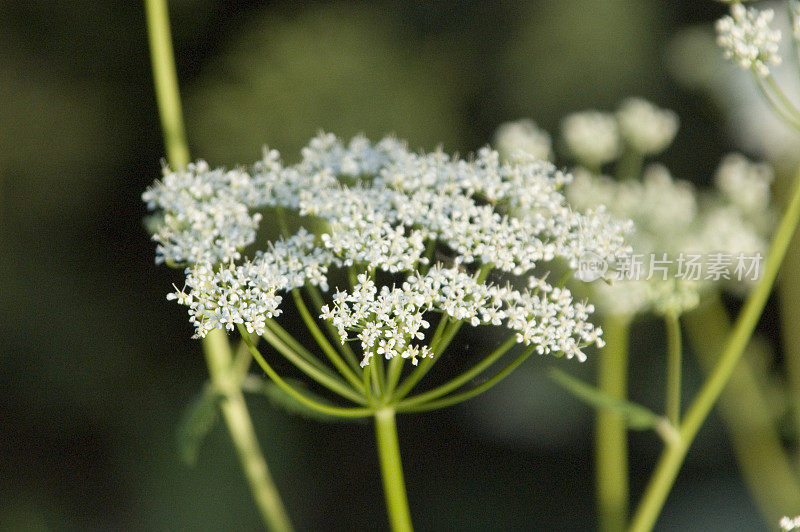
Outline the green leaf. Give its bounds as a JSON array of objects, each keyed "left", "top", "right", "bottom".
[
  {"left": 550, "top": 369, "right": 661, "bottom": 431},
  {"left": 241, "top": 375, "right": 343, "bottom": 423},
  {"left": 176, "top": 385, "right": 219, "bottom": 466}
]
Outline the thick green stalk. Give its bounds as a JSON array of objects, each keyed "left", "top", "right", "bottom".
[
  {"left": 145, "top": 1, "right": 292, "bottom": 529},
  {"left": 374, "top": 409, "right": 414, "bottom": 532},
  {"left": 664, "top": 312, "right": 682, "bottom": 427},
  {"left": 596, "top": 315, "right": 631, "bottom": 532},
  {"left": 686, "top": 295, "right": 800, "bottom": 526},
  {"left": 629, "top": 166, "right": 800, "bottom": 532}
]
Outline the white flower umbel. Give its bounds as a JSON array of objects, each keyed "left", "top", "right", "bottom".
[
  {"left": 561, "top": 111, "right": 621, "bottom": 169},
  {"left": 716, "top": 3, "right": 782, "bottom": 77},
  {"left": 616, "top": 97, "right": 679, "bottom": 155},
  {"left": 494, "top": 119, "right": 553, "bottom": 161},
  {"left": 144, "top": 134, "right": 630, "bottom": 363}
]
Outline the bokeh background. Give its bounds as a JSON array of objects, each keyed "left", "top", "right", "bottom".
[{"left": 0, "top": 0, "right": 785, "bottom": 530}]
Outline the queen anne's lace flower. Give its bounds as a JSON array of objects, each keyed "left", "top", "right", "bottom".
[
  {"left": 716, "top": 3, "right": 782, "bottom": 77},
  {"left": 145, "top": 134, "right": 631, "bottom": 363}
]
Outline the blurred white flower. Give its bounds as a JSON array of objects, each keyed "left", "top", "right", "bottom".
[
  {"left": 494, "top": 119, "right": 552, "bottom": 161},
  {"left": 561, "top": 111, "right": 621, "bottom": 168},
  {"left": 616, "top": 97, "right": 679, "bottom": 155}
]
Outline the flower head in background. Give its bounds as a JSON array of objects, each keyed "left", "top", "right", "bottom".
[
  {"left": 494, "top": 119, "right": 552, "bottom": 161},
  {"left": 561, "top": 111, "right": 621, "bottom": 169},
  {"left": 616, "top": 97, "right": 679, "bottom": 156},
  {"left": 144, "top": 134, "right": 631, "bottom": 364},
  {"left": 496, "top": 98, "right": 776, "bottom": 318},
  {"left": 716, "top": 3, "right": 782, "bottom": 76}
]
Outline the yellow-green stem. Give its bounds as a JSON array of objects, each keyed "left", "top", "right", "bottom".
[
  {"left": 629, "top": 165, "right": 800, "bottom": 532},
  {"left": 374, "top": 408, "right": 413, "bottom": 532},
  {"left": 596, "top": 315, "right": 631, "bottom": 532},
  {"left": 665, "top": 312, "right": 682, "bottom": 427},
  {"left": 686, "top": 295, "right": 800, "bottom": 526},
  {"left": 145, "top": 1, "right": 292, "bottom": 529}
]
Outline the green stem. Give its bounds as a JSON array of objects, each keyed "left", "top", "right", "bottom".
[
  {"left": 290, "top": 289, "right": 365, "bottom": 393},
  {"left": 202, "top": 330, "right": 293, "bottom": 532},
  {"left": 144, "top": 1, "right": 291, "bottom": 529},
  {"left": 144, "top": 0, "right": 189, "bottom": 169},
  {"left": 398, "top": 336, "right": 518, "bottom": 408},
  {"left": 616, "top": 147, "right": 643, "bottom": 181},
  {"left": 665, "top": 312, "right": 682, "bottom": 427},
  {"left": 629, "top": 165, "right": 800, "bottom": 532},
  {"left": 374, "top": 408, "right": 414, "bottom": 532},
  {"left": 397, "top": 345, "right": 534, "bottom": 412},
  {"left": 261, "top": 325, "right": 367, "bottom": 405},
  {"left": 686, "top": 295, "right": 800, "bottom": 526},
  {"left": 753, "top": 72, "right": 800, "bottom": 131},
  {"left": 305, "top": 284, "right": 361, "bottom": 371},
  {"left": 775, "top": 173, "right": 800, "bottom": 440},
  {"left": 240, "top": 326, "right": 373, "bottom": 418},
  {"left": 596, "top": 315, "right": 631, "bottom": 532}
]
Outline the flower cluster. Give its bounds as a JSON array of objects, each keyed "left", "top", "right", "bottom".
[
  {"left": 495, "top": 98, "right": 775, "bottom": 317},
  {"left": 716, "top": 3, "right": 782, "bottom": 77},
  {"left": 144, "top": 134, "right": 631, "bottom": 362}
]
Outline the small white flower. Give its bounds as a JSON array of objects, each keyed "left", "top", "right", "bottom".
[{"left": 716, "top": 3, "right": 782, "bottom": 77}]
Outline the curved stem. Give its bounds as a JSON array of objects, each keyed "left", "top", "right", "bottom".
[
  {"left": 596, "top": 315, "right": 631, "bottom": 532},
  {"left": 291, "top": 288, "right": 365, "bottom": 393},
  {"left": 264, "top": 319, "right": 329, "bottom": 373},
  {"left": 665, "top": 312, "right": 682, "bottom": 427},
  {"left": 398, "top": 336, "right": 518, "bottom": 408},
  {"left": 753, "top": 72, "right": 800, "bottom": 131},
  {"left": 261, "top": 324, "right": 367, "bottom": 405},
  {"left": 305, "top": 284, "right": 361, "bottom": 371},
  {"left": 240, "top": 326, "right": 373, "bottom": 418},
  {"left": 397, "top": 345, "right": 534, "bottom": 412},
  {"left": 374, "top": 408, "right": 414, "bottom": 532},
  {"left": 629, "top": 165, "right": 800, "bottom": 532},
  {"left": 144, "top": 2, "right": 291, "bottom": 529}
]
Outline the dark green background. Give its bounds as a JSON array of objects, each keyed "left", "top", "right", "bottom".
[{"left": 0, "top": 1, "right": 772, "bottom": 530}]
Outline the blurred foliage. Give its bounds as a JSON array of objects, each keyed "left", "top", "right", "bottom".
[{"left": 0, "top": 0, "right": 773, "bottom": 530}]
